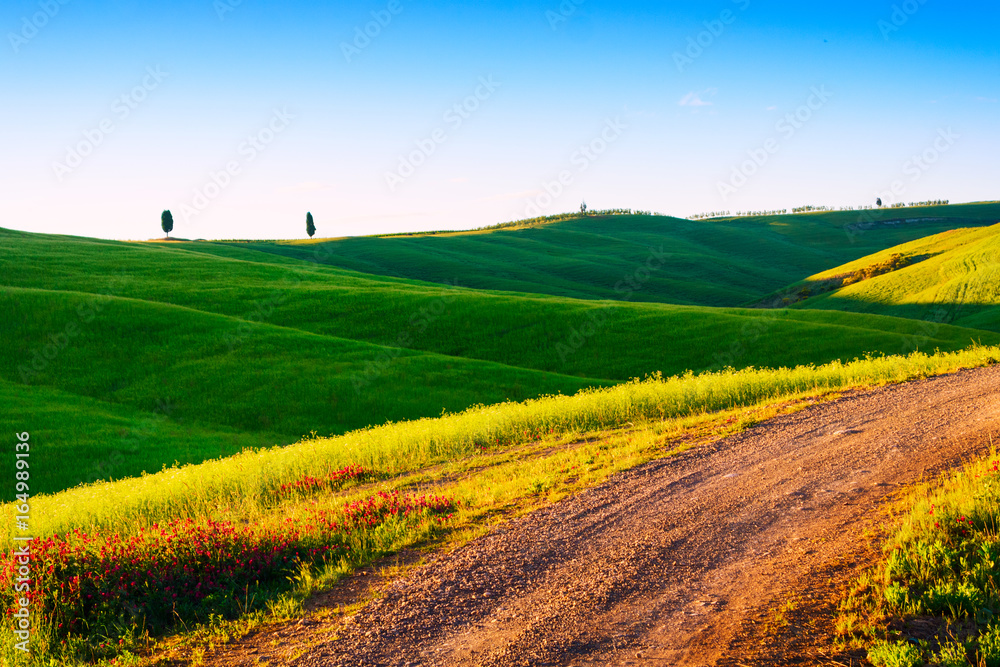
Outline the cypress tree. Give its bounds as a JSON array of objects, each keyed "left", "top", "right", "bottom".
[{"left": 161, "top": 210, "right": 174, "bottom": 238}]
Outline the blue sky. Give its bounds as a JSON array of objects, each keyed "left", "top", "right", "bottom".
[{"left": 2, "top": 0, "right": 998, "bottom": 240}]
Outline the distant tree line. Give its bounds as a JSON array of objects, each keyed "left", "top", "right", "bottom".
[
  {"left": 894, "top": 199, "right": 950, "bottom": 208},
  {"left": 689, "top": 210, "right": 731, "bottom": 220},
  {"left": 689, "top": 209, "right": 788, "bottom": 220},
  {"left": 688, "top": 200, "right": 953, "bottom": 221},
  {"left": 368, "top": 212, "right": 587, "bottom": 238},
  {"left": 373, "top": 208, "right": 668, "bottom": 239},
  {"left": 791, "top": 205, "right": 834, "bottom": 214},
  {"left": 582, "top": 207, "right": 662, "bottom": 217},
  {"left": 798, "top": 200, "right": 950, "bottom": 213}
]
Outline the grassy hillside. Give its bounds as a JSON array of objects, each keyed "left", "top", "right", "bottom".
[
  {"left": 5, "top": 204, "right": 1000, "bottom": 662},
  {"left": 0, "top": 378, "right": 278, "bottom": 491},
  {"left": 795, "top": 223, "right": 1000, "bottom": 332},
  {"left": 219, "top": 203, "right": 1000, "bottom": 307},
  {"left": 4, "top": 205, "right": 999, "bottom": 493},
  {"left": 1, "top": 286, "right": 605, "bottom": 493},
  {"left": 3, "top": 226, "right": 994, "bottom": 382},
  {"left": 4, "top": 346, "right": 999, "bottom": 666}
]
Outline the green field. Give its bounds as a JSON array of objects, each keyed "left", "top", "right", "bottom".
[
  {"left": 4, "top": 346, "right": 1000, "bottom": 666},
  {"left": 218, "top": 203, "right": 1000, "bottom": 307},
  {"left": 6, "top": 202, "right": 1000, "bottom": 665},
  {"left": 0, "top": 286, "right": 606, "bottom": 493},
  {"left": 3, "top": 202, "right": 1000, "bottom": 494},
  {"left": 795, "top": 222, "right": 1000, "bottom": 332}
]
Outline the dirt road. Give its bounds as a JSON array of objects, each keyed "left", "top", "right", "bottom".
[{"left": 297, "top": 366, "right": 1000, "bottom": 666}]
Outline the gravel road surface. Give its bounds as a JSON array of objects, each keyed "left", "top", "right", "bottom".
[{"left": 297, "top": 366, "right": 1000, "bottom": 666}]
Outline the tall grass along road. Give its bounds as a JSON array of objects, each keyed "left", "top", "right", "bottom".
[{"left": 297, "top": 365, "right": 1000, "bottom": 667}]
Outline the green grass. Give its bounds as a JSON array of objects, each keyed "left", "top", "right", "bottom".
[
  {"left": 4, "top": 204, "right": 1000, "bottom": 663},
  {"left": 0, "top": 286, "right": 604, "bottom": 493},
  {"left": 3, "top": 225, "right": 993, "bottom": 383},
  {"left": 0, "top": 378, "right": 276, "bottom": 491},
  {"left": 5, "top": 202, "right": 1000, "bottom": 663},
  {"left": 4, "top": 206, "right": 1000, "bottom": 494},
  {"left": 3, "top": 345, "right": 999, "bottom": 666},
  {"left": 219, "top": 203, "right": 1000, "bottom": 307},
  {"left": 837, "top": 447, "right": 1000, "bottom": 666},
  {"left": 7, "top": 345, "right": 999, "bottom": 548},
  {"left": 6, "top": 222, "right": 1000, "bottom": 493},
  {"left": 796, "top": 222, "right": 1000, "bottom": 333}
]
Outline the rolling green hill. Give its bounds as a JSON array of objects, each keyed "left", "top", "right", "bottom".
[
  {"left": 795, "top": 223, "right": 1000, "bottom": 332},
  {"left": 4, "top": 202, "right": 999, "bottom": 493},
  {"left": 0, "top": 286, "right": 605, "bottom": 493},
  {"left": 4, "top": 227, "right": 993, "bottom": 382},
  {"left": 217, "top": 203, "right": 1000, "bottom": 307},
  {"left": 0, "top": 378, "right": 278, "bottom": 492}
]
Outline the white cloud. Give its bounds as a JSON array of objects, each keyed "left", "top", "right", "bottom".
[{"left": 679, "top": 88, "right": 717, "bottom": 107}]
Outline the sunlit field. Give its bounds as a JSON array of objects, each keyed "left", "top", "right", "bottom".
[{"left": 3, "top": 345, "right": 998, "bottom": 665}]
